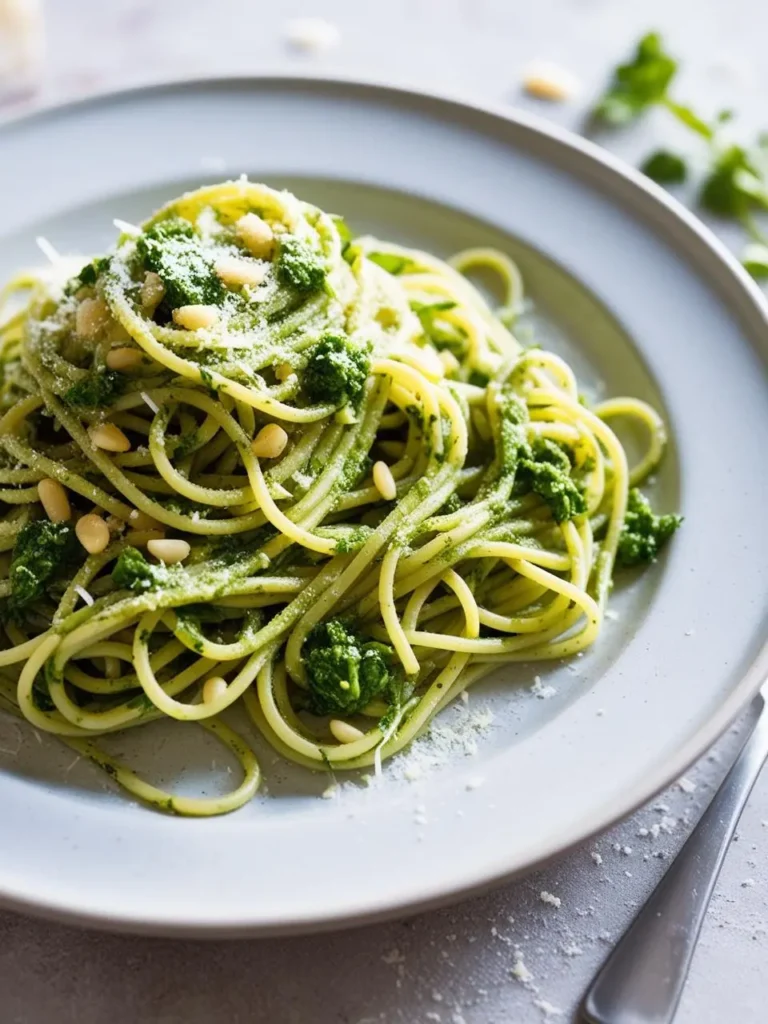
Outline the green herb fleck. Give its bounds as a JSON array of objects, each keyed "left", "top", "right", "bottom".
[
  {"left": 594, "top": 32, "right": 678, "bottom": 125},
  {"left": 367, "top": 252, "right": 416, "bottom": 275},
  {"left": 641, "top": 149, "right": 688, "bottom": 184}
]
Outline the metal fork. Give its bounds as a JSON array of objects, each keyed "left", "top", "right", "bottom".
[{"left": 581, "top": 687, "right": 768, "bottom": 1024}]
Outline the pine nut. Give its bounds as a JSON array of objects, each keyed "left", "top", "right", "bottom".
[
  {"left": 106, "top": 347, "right": 143, "bottom": 372},
  {"left": 141, "top": 271, "right": 165, "bottom": 315},
  {"left": 215, "top": 257, "right": 267, "bottom": 288},
  {"left": 172, "top": 304, "right": 219, "bottom": 331},
  {"left": 439, "top": 349, "right": 460, "bottom": 376},
  {"left": 251, "top": 423, "right": 288, "bottom": 459},
  {"left": 236, "top": 213, "right": 274, "bottom": 259},
  {"left": 76, "top": 297, "right": 110, "bottom": 338},
  {"left": 522, "top": 62, "right": 580, "bottom": 102},
  {"left": 203, "top": 676, "right": 228, "bottom": 704},
  {"left": 372, "top": 460, "right": 397, "bottom": 501},
  {"left": 38, "top": 478, "right": 71, "bottom": 522},
  {"left": 75, "top": 513, "right": 110, "bottom": 554},
  {"left": 90, "top": 423, "right": 132, "bottom": 452},
  {"left": 147, "top": 538, "right": 190, "bottom": 564},
  {"left": 329, "top": 719, "right": 365, "bottom": 744},
  {"left": 275, "top": 362, "right": 294, "bottom": 381}
]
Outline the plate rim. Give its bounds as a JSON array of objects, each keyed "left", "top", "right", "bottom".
[{"left": 0, "top": 72, "right": 767, "bottom": 937}]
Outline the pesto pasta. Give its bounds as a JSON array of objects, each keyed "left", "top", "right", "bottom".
[{"left": 0, "top": 180, "right": 680, "bottom": 815}]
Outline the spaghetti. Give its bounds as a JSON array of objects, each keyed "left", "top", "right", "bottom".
[{"left": 0, "top": 180, "right": 679, "bottom": 815}]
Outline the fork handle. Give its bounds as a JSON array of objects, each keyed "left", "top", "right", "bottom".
[{"left": 581, "top": 698, "right": 768, "bottom": 1024}]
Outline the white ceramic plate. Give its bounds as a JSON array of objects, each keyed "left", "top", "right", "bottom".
[{"left": 1, "top": 77, "right": 767, "bottom": 936}]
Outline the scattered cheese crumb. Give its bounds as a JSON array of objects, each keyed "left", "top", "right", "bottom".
[
  {"left": 591, "top": 851, "right": 603, "bottom": 866},
  {"left": 320, "top": 784, "right": 337, "bottom": 800},
  {"left": 660, "top": 815, "right": 677, "bottom": 834},
  {"left": 540, "top": 890, "right": 561, "bottom": 908},
  {"left": 678, "top": 776, "right": 697, "bottom": 794},
  {"left": 742, "top": 878, "right": 756, "bottom": 888},
  {"left": 531, "top": 676, "right": 557, "bottom": 699},
  {"left": 522, "top": 60, "right": 581, "bottom": 102},
  {"left": 637, "top": 827, "right": 649, "bottom": 837},
  {"left": 562, "top": 943, "right": 583, "bottom": 957},
  {"left": 511, "top": 955, "right": 534, "bottom": 984},
  {"left": 283, "top": 17, "right": 341, "bottom": 54},
  {"left": 622, "top": 846, "right": 632, "bottom": 856},
  {"left": 403, "top": 765, "right": 423, "bottom": 782},
  {"left": 533, "top": 998, "right": 563, "bottom": 1018}
]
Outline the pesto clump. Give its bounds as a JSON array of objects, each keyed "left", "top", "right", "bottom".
[
  {"left": 136, "top": 217, "right": 225, "bottom": 310},
  {"left": 8, "top": 520, "right": 82, "bottom": 615},
  {"left": 303, "top": 618, "right": 395, "bottom": 716},
  {"left": 64, "top": 368, "right": 127, "bottom": 408},
  {"left": 616, "top": 488, "right": 682, "bottom": 566},
  {"left": 518, "top": 438, "right": 587, "bottom": 523},
  {"left": 303, "top": 333, "right": 369, "bottom": 409},
  {"left": 276, "top": 235, "right": 326, "bottom": 293},
  {"left": 112, "top": 546, "right": 172, "bottom": 593}
]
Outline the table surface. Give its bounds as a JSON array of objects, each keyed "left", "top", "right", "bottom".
[{"left": 1, "top": 2, "right": 767, "bottom": 1022}]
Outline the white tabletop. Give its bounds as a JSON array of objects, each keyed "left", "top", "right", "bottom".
[{"left": 1, "top": 2, "right": 767, "bottom": 1021}]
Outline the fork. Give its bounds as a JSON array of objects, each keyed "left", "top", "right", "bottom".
[{"left": 580, "top": 687, "right": 768, "bottom": 1024}]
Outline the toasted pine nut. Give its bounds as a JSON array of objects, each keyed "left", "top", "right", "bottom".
[
  {"left": 215, "top": 257, "right": 267, "bottom": 288},
  {"left": 38, "top": 478, "right": 71, "bottom": 523},
  {"left": 75, "top": 513, "right": 110, "bottom": 554},
  {"left": 329, "top": 719, "right": 366, "bottom": 744},
  {"left": 172, "top": 304, "right": 219, "bottom": 331},
  {"left": 76, "top": 297, "right": 109, "bottom": 338},
  {"left": 275, "top": 362, "right": 294, "bottom": 381},
  {"left": 372, "top": 460, "right": 397, "bottom": 501},
  {"left": 236, "top": 212, "right": 274, "bottom": 259},
  {"left": 522, "top": 62, "right": 580, "bottom": 102},
  {"left": 129, "top": 509, "right": 161, "bottom": 531},
  {"left": 90, "top": 423, "right": 132, "bottom": 453},
  {"left": 147, "top": 538, "right": 190, "bottom": 564},
  {"left": 141, "top": 271, "right": 165, "bottom": 315},
  {"left": 125, "top": 529, "right": 165, "bottom": 546},
  {"left": 439, "top": 349, "right": 460, "bottom": 376},
  {"left": 251, "top": 423, "right": 289, "bottom": 459},
  {"left": 106, "top": 347, "right": 143, "bottom": 372},
  {"left": 203, "top": 676, "right": 228, "bottom": 704}
]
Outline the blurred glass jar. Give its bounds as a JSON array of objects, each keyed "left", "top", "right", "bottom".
[{"left": 0, "top": 0, "right": 44, "bottom": 100}]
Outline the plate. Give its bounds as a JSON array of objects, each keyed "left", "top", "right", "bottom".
[{"left": 0, "top": 77, "right": 767, "bottom": 936}]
